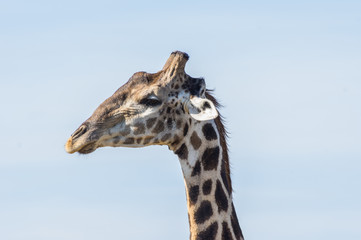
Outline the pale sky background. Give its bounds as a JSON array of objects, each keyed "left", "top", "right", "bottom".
[{"left": 1, "top": 1, "right": 360, "bottom": 239}]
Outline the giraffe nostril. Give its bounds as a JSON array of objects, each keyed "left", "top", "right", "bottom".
[{"left": 72, "top": 125, "right": 87, "bottom": 139}]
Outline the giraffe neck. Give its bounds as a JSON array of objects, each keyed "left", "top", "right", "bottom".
[{"left": 173, "top": 121, "right": 243, "bottom": 240}]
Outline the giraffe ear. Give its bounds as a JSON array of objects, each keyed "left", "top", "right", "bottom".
[{"left": 186, "top": 96, "right": 218, "bottom": 121}]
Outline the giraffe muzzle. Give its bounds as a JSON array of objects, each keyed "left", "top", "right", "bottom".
[{"left": 65, "top": 124, "right": 97, "bottom": 154}]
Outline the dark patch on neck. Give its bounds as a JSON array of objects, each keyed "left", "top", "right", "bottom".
[
  {"left": 194, "top": 200, "right": 213, "bottom": 224},
  {"left": 188, "top": 185, "right": 199, "bottom": 206},
  {"left": 202, "top": 179, "right": 212, "bottom": 195},
  {"left": 202, "top": 123, "right": 218, "bottom": 141},
  {"left": 222, "top": 222, "right": 233, "bottom": 240},
  {"left": 175, "top": 143, "right": 188, "bottom": 160},
  {"left": 196, "top": 221, "right": 218, "bottom": 240},
  {"left": 201, "top": 147, "right": 220, "bottom": 171},
  {"left": 215, "top": 180, "right": 229, "bottom": 213},
  {"left": 190, "top": 131, "right": 202, "bottom": 150},
  {"left": 191, "top": 161, "right": 201, "bottom": 177}
]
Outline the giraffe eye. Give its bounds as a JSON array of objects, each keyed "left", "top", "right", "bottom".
[{"left": 139, "top": 96, "right": 162, "bottom": 107}]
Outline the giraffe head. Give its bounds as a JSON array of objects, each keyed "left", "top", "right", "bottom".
[{"left": 65, "top": 51, "right": 218, "bottom": 154}]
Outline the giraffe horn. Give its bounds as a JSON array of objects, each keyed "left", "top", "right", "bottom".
[{"left": 162, "top": 51, "right": 189, "bottom": 73}]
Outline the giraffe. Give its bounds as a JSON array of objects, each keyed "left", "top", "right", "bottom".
[{"left": 65, "top": 51, "right": 244, "bottom": 240}]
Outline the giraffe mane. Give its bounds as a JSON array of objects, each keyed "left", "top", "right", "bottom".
[{"left": 205, "top": 90, "right": 233, "bottom": 194}]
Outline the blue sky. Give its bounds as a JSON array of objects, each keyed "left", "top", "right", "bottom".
[{"left": 1, "top": 1, "right": 360, "bottom": 239}]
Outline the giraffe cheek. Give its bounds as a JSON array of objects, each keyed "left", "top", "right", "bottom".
[
  {"left": 132, "top": 122, "right": 146, "bottom": 135},
  {"left": 107, "top": 122, "right": 131, "bottom": 137}
]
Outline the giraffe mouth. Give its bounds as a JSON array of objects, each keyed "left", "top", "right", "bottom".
[
  {"left": 77, "top": 142, "right": 97, "bottom": 154},
  {"left": 65, "top": 136, "right": 97, "bottom": 154}
]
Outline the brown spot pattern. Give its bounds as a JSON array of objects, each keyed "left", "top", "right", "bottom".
[
  {"left": 196, "top": 221, "right": 218, "bottom": 240},
  {"left": 161, "top": 133, "right": 171, "bottom": 142},
  {"left": 194, "top": 200, "right": 213, "bottom": 224},
  {"left": 146, "top": 118, "right": 157, "bottom": 129},
  {"left": 202, "top": 179, "right": 212, "bottom": 195},
  {"left": 120, "top": 126, "right": 131, "bottom": 136},
  {"left": 133, "top": 122, "right": 145, "bottom": 135},
  {"left": 202, "top": 123, "right": 218, "bottom": 141},
  {"left": 202, "top": 147, "right": 220, "bottom": 171},
  {"left": 188, "top": 185, "right": 199, "bottom": 206},
  {"left": 124, "top": 137, "right": 134, "bottom": 144},
  {"left": 222, "top": 222, "right": 233, "bottom": 240},
  {"left": 152, "top": 121, "right": 165, "bottom": 134},
  {"left": 215, "top": 180, "right": 228, "bottom": 213},
  {"left": 190, "top": 131, "right": 202, "bottom": 150},
  {"left": 143, "top": 136, "right": 153, "bottom": 145},
  {"left": 175, "top": 143, "right": 188, "bottom": 160}
]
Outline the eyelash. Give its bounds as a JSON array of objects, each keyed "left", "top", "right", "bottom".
[{"left": 139, "top": 97, "right": 162, "bottom": 107}]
